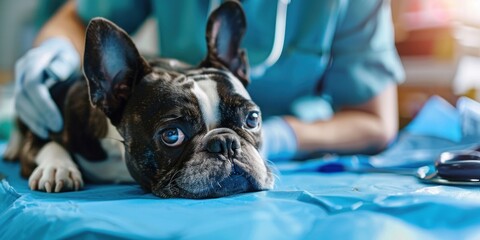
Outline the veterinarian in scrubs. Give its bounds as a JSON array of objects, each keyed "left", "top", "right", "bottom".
[{"left": 14, "top": 0, "right": 404, "bottom": 161}]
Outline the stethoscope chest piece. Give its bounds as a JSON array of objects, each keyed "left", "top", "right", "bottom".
[{"left": 418, "top": 150, "right": 480, "bottom": 185}]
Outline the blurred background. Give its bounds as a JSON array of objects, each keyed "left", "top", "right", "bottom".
[
  {"left": 0, "top": 0, "right": 480, "bottom": 140},
  {"left": 391, "top": 0, "right": 480, "bottom": 127}
]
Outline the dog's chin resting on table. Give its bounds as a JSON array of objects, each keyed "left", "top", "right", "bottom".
[{"left": 3, "top": 2, "right": 274, "bottom": 199}]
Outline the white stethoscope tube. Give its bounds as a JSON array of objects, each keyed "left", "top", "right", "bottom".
[
  {"left": 250, "top": 0, "right": 290, "bottom": 77},
  {"left": 209, "top": 0, "right": 290, "bottom": 78}
]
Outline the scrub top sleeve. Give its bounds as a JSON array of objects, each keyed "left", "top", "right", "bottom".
[
  {"left": 323, "top": 0, "right": 405, "bottom": 109},
  {"left": 76, "top": 0, "right": 151, "bottom": 34}
]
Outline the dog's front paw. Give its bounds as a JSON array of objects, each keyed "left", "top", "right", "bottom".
[
  {"left": 29, "top": 142, "right": 84, "bottom": 193},
  {"left": 29, "top": 164, "right": 84, "bottom": 193}
]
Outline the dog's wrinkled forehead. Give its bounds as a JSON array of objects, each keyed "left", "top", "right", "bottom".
[{"left": 150, "top": 67, "right": 252, "bottom": 130}]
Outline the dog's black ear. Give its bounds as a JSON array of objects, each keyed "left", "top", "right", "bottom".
[
  {"left": 83, "top": 18, "right": 151, "bottom": 125},
  {"left": 201, "top": 1, "right": 249, "bottom": 86}
]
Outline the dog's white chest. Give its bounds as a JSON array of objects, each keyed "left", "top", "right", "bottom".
[{"left": 75, "top": 122, "right": 134, "bottom": 183}]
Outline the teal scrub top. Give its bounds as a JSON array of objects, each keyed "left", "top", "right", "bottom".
[{"left": 77, "top": 0, "right": 405, "bottom": 120}]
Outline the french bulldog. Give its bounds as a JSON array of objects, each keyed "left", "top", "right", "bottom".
[{"left": 4, "top": 1, "right": 275, "bottom": 198}]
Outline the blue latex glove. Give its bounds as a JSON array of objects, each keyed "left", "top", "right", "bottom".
[
  {"left": 261, "top": 117, "right": 298, "bottom": 162},
  {"left": 14, "top": 37, "right": 80, "bottom": 138}
]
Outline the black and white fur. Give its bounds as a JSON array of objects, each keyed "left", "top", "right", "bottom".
[{"left": 4, "top": 1, "right": 275, "bottom": 198}]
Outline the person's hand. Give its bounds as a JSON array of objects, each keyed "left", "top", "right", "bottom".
[
  {"left": 14, "top": 37, "right": 80, "bottom": 138},
  {"left": 261, "top": 117, "right": 298, "bottom": 162}
]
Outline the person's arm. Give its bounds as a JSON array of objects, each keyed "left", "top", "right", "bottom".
[
  {"left": 35, "top": 0, "right": 86, "bottom": 57},
  {"left": 283, "top": 0, "right": 403, "bottom": 156},
  {"left": 286, "top": 83, "right": 398, "bottom": 155}
]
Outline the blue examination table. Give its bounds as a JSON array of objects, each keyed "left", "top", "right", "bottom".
[{"left": 2, "top": 96, "right": 480, "bottom": 239}]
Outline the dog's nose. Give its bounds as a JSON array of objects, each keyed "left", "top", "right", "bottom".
[{"left": 204, "top": 129, "right": 241, "bottom": 158}]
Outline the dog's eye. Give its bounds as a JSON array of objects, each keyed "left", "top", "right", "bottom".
[
  {"left": 160, "top": 128, "right": 185, "bottom": 147},
  {"left": 245, "top": 111, "right": 260, "bottom": 129}
]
